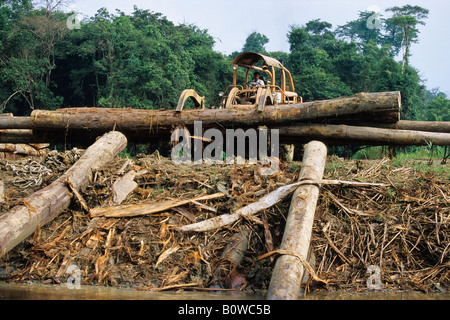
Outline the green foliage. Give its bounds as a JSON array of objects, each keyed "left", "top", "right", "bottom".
[
  {"left": 242, "top": 31, "right": 269, "bottom": 54},
  {"left": 286, "top": 24, "right": 353, "bottom": 101},
  {"left": 0, "top": 1, "right": 67, "bottom": 114},
  {"left": 352, "top": 145, "right": 449, "bottom": 162},
  {"left": 417, "top": 90, "right": 450, "bottom": 121},
  {"left": 1, "top": 5, "right": 234, "bottom": 112},
  {"left": 385, "top": 5, "right": 429, "bottom": 69}
]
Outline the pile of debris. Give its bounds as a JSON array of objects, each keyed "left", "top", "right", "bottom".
[{"left": 0, "top": 149, "right": 448, "bottom": 294}]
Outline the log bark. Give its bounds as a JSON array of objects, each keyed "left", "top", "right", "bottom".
[
  {"left": 276, "top": 123, "right": 450, "bottom": 146},
  {"left": 338, "top": 120, "right": 450, "bottom": 133},
  {"left": 0, "top": 130, "right": 36, "bottom": 144},
  {"left": 267, "top": 140, "right": 327, "bottom": 300},
  {"left": 0, "top": 116, "right": 32, "bottom": 129},
  {"left": 0, "top": 131, "right": 127, "bottom": 258},
  {"left": 0, "top": 143, "right": 49, "bottom": 157},
  {"left": 29, "top": 92, "right": 401, "bottom": 133}
]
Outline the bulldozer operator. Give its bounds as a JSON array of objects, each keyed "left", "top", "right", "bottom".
[{"left": 250, "top": 72, "right": 265, "bottom": 88}]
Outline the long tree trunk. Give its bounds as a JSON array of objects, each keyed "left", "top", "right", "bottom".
[
  {"left": 275, "top": 124, "right": 450, "bottom": 146},
  {"left": 0, "top": 130, "right": 44, "bottom": 144},
  {"left": 267, "top": 140, "right": 327, "bottom": 300},
  {"left": 0, "top": 117, "right": 32, "bottom": 129},
  {"left": 334, "top": 120, "right": 450, "bottom": 133},
  {"left": 2, "top": 122, "right": 449, "bottom": 148},
  {"left": 29, "top": 92, "right": 401, "bottom": 133},
  {"left": 0, "top": 143, "right": 49, "bottom": 157},
  {"left": 0, "top": 131, "right": 127, "bottom": 258}
]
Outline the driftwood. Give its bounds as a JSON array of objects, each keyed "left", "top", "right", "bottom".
[
  {"left": 276, "top": 124, "right": 450, "bottom": 145},
  {"left": 177, "top": 179, "right": 387, "bottom": 232},
  {"left": 0, "top": 131, "right": 127, "bottom": 258},
  {"left": 90, "top": 192, "right": 225, "bottom": 218},
  {"left": 267, "top": 140, "right": 328, "bottom": 300}
]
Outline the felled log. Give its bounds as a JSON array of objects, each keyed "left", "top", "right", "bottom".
[
  {"left": 0, "top": 131, "right": 127, "bottom": 258},
  {"left": 0, "top": 130, "right": 36, "bottom": 144},
  {"left": 29, "top": 92, "right": 401, "bottom": 134},
  {"left": 341, "top": 120, "right": 450, "bottom": 133},
  {"left": 0, "top": 143, "right": 49, "bottom": 157},
  {"left": 267, "top": 140, "right": 327, "bottom": 300},
  {"left": 0, "top": 116, "right": 32, "bottom": 129},
  {"left": 276, "top": 123, "right": 450, "bottom": 146},
  {"left": 0, "top": 129, "right": 74, "bottom": 145}
]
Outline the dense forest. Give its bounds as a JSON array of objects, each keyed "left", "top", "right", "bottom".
[{"left": 1, "top": 0, "right": 449, "bottom": 123}]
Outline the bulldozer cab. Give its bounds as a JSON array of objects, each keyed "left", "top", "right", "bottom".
[{"left": 219, "top": 52, "right": 301, "bottom": 110}]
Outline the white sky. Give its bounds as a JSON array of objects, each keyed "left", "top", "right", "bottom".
[{"left": 66, "top": 0, "right": 450, "bottom": 95}]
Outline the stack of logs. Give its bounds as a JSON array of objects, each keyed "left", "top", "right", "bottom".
[
  {"left": 0, "top": 91, "right": 449, "bottom": 300},
  {"left": 0, "top": 92, "right": 449, "bottom": 146},
  {"left": 0, "top": 114, "right": 49, "bottom": 159}
]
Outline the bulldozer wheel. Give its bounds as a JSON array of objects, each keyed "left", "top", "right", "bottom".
[
  {"left": 256, "top": 87, "right": 273, "bottom": 112},
  {"left": 224, "top": 87, "right": 241, "bottom": 108}
]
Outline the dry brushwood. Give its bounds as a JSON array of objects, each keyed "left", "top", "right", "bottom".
[
  {"left": 0, "top": 131, "right": 127, "bottom": 258},
  {"left": 0, "top": 153, "right": 448, "bottom": 294},
  {"left": 177, "top": 179, "right": 387, "bottom": 232}
]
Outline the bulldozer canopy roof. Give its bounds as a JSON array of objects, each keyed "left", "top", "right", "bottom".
[{"left": 232, "top": 52, "right": 286, "bottom": 70}]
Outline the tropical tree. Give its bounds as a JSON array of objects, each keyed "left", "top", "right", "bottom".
[
  {"left": 241, "top": 31, "right": 269, "bottom": 54},
  {"left": 286, "top": 25, "right": 352, "bottom": 101},
  {"left": 385, "top": 5, "right": 429, "bottom": 71},
  {"left": 0, "top": 0, "right": 66, "bottom": 114}
]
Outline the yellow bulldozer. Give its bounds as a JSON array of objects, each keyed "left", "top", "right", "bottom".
[{"left": 176, "top": 52, "right": 302, "bottom": 112}]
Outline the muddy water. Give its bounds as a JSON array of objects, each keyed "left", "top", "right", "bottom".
[
  {"left": 0, "top": 281, "right": 448, "bottom": 300},
  {"left": 0, "top": 282, "right": 265, "bottom": 300}
]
